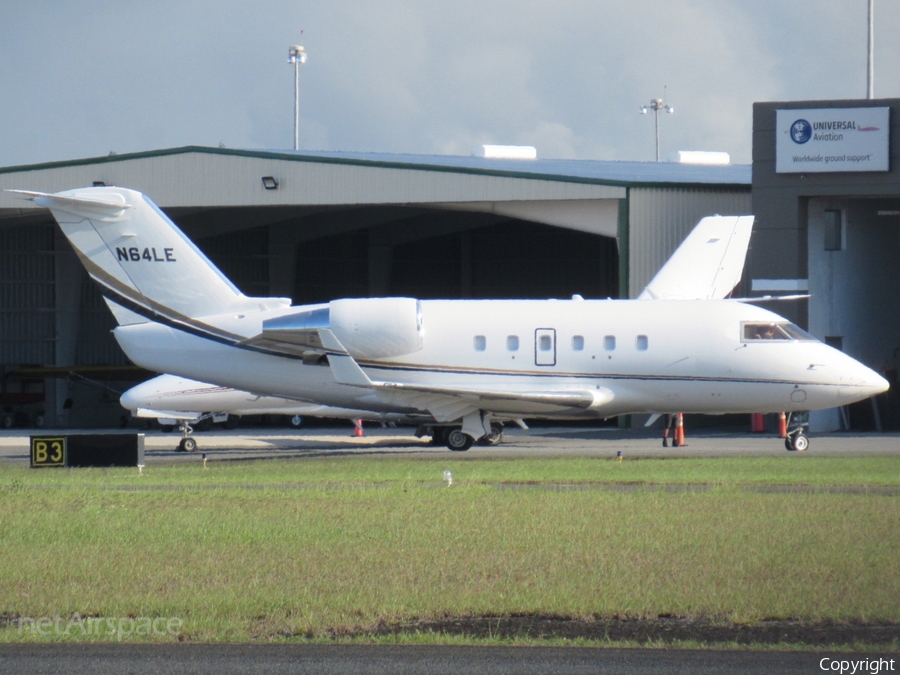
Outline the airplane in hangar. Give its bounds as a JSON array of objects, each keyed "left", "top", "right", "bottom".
[
  {"left": 118, "top": 212, "right": 756, "bottom": 451},
  {"left": 8, "top": 187, "right": 889, "bottom": 452}
]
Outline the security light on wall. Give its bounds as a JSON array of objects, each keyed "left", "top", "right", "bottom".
[{"left": 261, "top": 176, "right": 279, "bottom": 190}]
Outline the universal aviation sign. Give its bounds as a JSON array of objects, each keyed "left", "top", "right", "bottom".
[{"left": 776, "top": 107, "right": 890, "bottom": 173}]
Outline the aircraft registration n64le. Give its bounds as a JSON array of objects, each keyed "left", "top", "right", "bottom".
[{"left": 9, "top": 187, "right": 889, "bottom": 451}]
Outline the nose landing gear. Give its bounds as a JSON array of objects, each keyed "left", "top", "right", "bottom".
[
  {"left": 176, "top": 420, "right": 198, "bottom": 452},
  {"left": 784, "top": 411, "right": 809, "bottom": 452}
]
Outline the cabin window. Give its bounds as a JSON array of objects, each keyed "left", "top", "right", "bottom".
[
  {"left": 572, "top": 335, "right": 584, "bottom": 351},
  {"left": 603, "top": 335, "right": 616, "bottom": 351},
  {"left": 635, "top": 335, "right": 648, "bottom": 351},
  {"left": 743, "top": 322, "right": 816, "bottom": 342},
  {"left": 538, "top": 335, "right": 552, "bottom": 351},
  {"left": 474, "top": 335, "right": 486, "bottom": 351},
  {"left": 507, "top": 335, "right": 519, "bottom": 351}
]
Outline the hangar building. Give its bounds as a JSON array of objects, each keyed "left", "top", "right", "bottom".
[
  {"left": 0, "top": 147, "right": 749, "bottom": 427},
  {"left": 750, "top": 98, "right": 900, "bottom": 430}
]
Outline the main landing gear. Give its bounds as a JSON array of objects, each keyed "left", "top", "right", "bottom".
[
  {"left": 784, "top": 411, "right": 810, "bottom": 452},
  {"left": 419, "top": 422, "right": 504, "bottom": 451}
]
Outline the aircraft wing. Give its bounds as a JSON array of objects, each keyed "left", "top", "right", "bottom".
[
  {"left": 322, "top": 331, "right": 614, "bottom": 422},
  {"left": 133, "top": 408, "right": 202, "bottom": 421},
  {"left": 638, "top": 215, "right": 754, "bottom": 300}
]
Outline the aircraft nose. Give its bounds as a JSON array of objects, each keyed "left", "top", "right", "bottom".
[
  {"left": 837, "top": 362, "right": 890, "bottom": 403},
  {"left": 862, "top": 370, "right": 890, "bottom": 397},
  {"left": 119, "top": 387, "right": 139, "bottom": 411},
  {"left": 120, "top": 382, "right": 153, "bottom": 411}
]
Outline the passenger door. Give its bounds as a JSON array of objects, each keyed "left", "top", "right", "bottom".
[{"left": 534, "top": 328, "right": 556, "bottom": 366}]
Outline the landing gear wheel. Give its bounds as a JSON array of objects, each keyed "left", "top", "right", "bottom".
[
  {"left": 179, "top": 437, "right": 198, "bottom": 452},
  {"left": 478, "top": 423, "right": 504, "bottom": 446},
  {"left": 790, "top": 434, "right": 809, "bottom": 452},
  {"left": 430, "top": 426, "right": 449, "bottom": 446},
  {"left": 445, "top": 427, "right": 474, "bottom": 451},
  {"left": 784, "top": 438, "right": 793, "bottom": 451}
]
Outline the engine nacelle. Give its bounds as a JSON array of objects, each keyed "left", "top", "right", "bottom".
[{"left": 329, "top": 297, "right": 423, "bottom": 360}]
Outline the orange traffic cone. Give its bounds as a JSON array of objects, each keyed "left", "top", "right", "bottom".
[
  {"left": 778, "top": 412, "right": 787, "bottom": 439},
  {"left": 353, "top": 419, "right": 364, "bottom": 437},
  {"left": 674, "top": 413, "right": 685, "bottom": 447}
]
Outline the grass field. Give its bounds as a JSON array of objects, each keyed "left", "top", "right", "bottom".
[{"left": 1, "top": 456, "right": 899, "bottom": 643}]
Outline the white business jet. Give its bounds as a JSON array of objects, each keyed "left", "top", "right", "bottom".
[
  {"left": 119, "top": 212, "right": 756, "bottom": 451},
  {"left": 121, "top": 373, "right": 432, "bottom": 451},
  {"left": 9, "top": 187, "right": 889, "bottom": 452}
]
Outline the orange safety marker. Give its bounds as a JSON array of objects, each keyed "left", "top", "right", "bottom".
[
  {"left": 354, "top": 419, "right": 364, "bottom": 437},
  {"left": 674, "top": 413, "right": 685, "bottom": 447},
  {"left": 778, "top": 412, "right": 787, "bottom": 439},
  {"left": 751, "top": 413, "right": 765, "bottom": 433}
]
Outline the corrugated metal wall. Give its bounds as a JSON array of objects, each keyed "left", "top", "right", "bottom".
[
  {"left": 0, "top": 225, "right": 55, "bottom": 365},
  {"left": 199, "top": 226, "right": 270, "bottom": 297},
  {"left": 74, "top": 277, "right": 129, "bottom": 366},
  {"left": 0, "top": 153, "right": 624, "bottom": 210},
  {"left": 628, "top": 187, "right": 752, "bottom": 297},
  {"left": 0, "top": 226, "right": 127, "bottom": 368}
]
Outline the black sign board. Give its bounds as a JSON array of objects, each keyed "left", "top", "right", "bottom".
[{"left": 30, "top": 434, "right": 145, "bottom": 468}]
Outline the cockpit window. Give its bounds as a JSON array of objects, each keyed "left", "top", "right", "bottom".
[{"left": 742, "top": 322, "right": 816, "bottom": 342}]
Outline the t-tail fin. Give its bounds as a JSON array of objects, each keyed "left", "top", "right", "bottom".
[
  {"left": 638, "top": 215, "right": 754, "bottom": 300},
  {"left": 7, "top": 187, "right": 289, "bottom": 324}
]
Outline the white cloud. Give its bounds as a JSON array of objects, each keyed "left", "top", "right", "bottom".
[{"left": 0, "top": 0, "right": 896, "bottom": 166}]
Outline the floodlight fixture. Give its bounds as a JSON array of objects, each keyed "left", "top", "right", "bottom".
[
  {"left": 639, "top": 97, "right": 674, "bottom": 162},
  {"left": 261, "top": 176, "right": 279, "bottom": 190}
]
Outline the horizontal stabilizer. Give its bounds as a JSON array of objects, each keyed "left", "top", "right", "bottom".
[
  {"left": 8, "top": 186, "right": 288, "bottom": 324},
  {"left": 6, "top": 189, "right": 134, "bottom": 218}
]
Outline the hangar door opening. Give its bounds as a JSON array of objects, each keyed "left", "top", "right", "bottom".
[
  {"left": 808, "top": 198, "right": 900, "bottom": 430},
  {"left": 284, "top": 209, "right": 619, "bottom": 304}
]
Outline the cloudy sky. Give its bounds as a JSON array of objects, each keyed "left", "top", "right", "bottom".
[{"left": 3, "top": 1, "right": 896, "bottom": 167}]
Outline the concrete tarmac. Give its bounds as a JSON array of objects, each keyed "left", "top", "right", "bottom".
[
  {"left": 1, "top": 424, "right": 899, "bottom": 464},
  {"left": 2, "top": 644, "right": 895, "bottom": 675}
]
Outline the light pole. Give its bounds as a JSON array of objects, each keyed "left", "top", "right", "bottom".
[
  {"left": 639, "top": 98, "right": 674, "bottom": 162},
  {"left": 867, "top": 0, "right": 874, "bottom": 99},
  {"left": 288, "top": 45, "right": 307, "bottom": 150}
]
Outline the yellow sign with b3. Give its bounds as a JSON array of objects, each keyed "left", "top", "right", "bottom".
[{"left": 31, "top": 437, "right": 66, "bottom": 467}]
